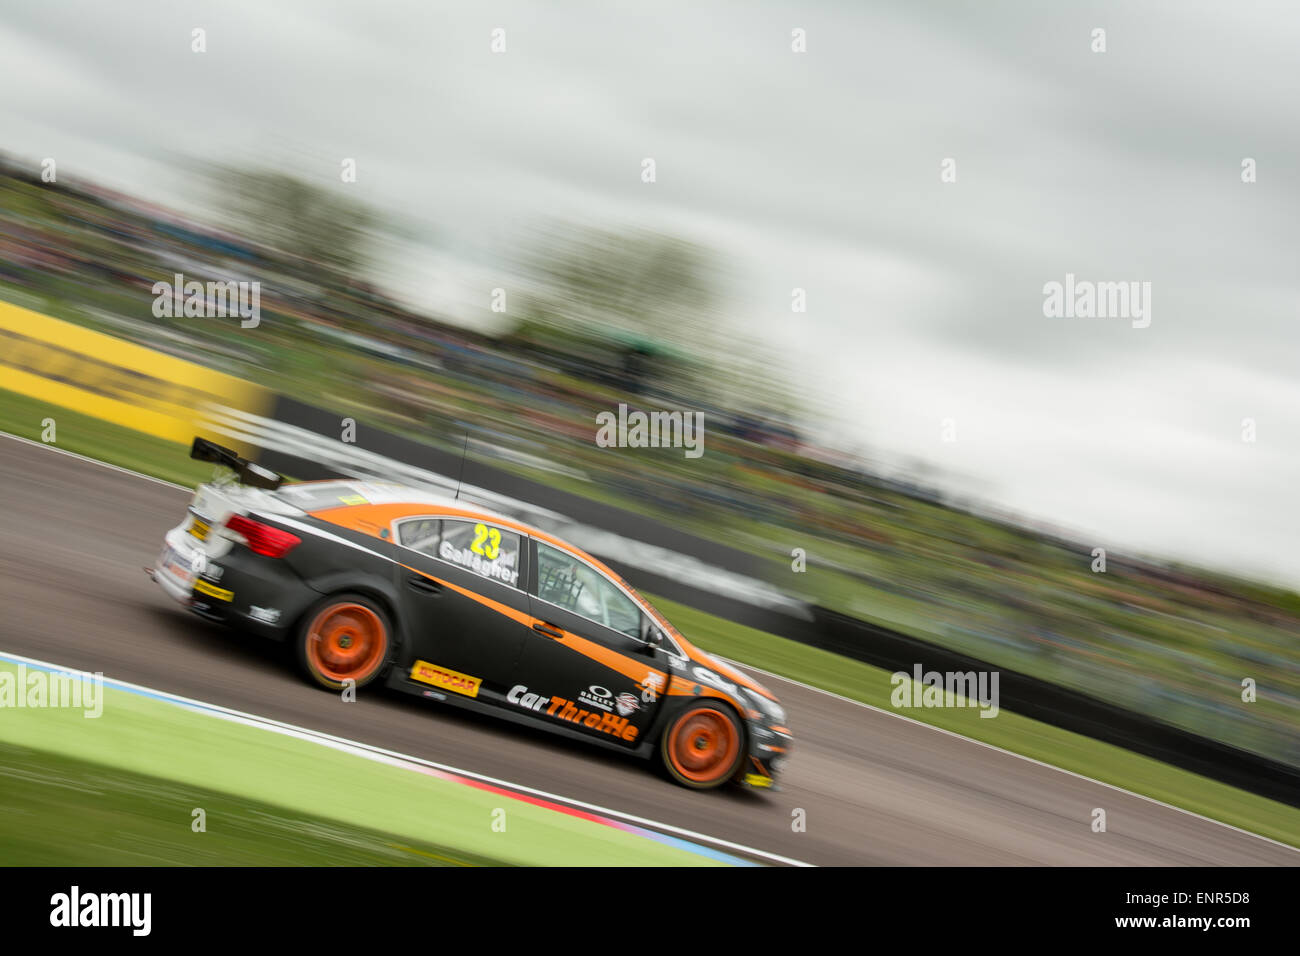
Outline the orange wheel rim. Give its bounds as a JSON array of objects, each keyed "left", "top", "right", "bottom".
[
  {"left": 306, "top": 603, "right": 386, "bottom": 683},
  {"left": 668, "top": 708, "right": 739, "bottom": 783}
]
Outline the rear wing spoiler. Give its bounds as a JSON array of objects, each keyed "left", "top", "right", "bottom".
[{"left": 190, "top": 437, "right": 284, "bottom": 490}]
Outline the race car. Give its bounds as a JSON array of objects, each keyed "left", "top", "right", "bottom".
[{"left": 148, "top": 438, "right": 791, "bottom": 790}]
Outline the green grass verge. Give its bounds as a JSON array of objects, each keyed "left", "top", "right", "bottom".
[
  {"left": 0, "top": 740, "right": 498, "bottom": 866},
  {"left": 0, "top": 387, "right": 213, "bottom": 488},
  {"left": 0, "top": 662, "right": 726, "bottom": 867},
  {"left": 645, "top": 592, "right": 1300, "bottom": 851}
]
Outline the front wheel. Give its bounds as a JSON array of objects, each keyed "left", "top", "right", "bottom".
[
  {"left": 660, "top": 702, "right": 745, "bottom": 789},
  {"left": 296, "top": 593, "right": 392, "bottom": 691}
]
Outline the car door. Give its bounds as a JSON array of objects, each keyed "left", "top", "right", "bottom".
[
  {"left": 391, "top": 515, "right": 533, "bottom": 707},
  {"left": 511, "top": 538, "right": 668, "bottom": 748}
]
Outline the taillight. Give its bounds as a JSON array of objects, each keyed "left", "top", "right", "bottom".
[{"left": 224, "top": 514, "right": 301, "bottom": 558}]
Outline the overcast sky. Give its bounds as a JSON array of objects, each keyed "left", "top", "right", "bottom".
[{"left": 3, "top": 1, "right": 1298, "bottom": 586}]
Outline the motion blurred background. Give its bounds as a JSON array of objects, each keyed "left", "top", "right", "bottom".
[{"left": 1, "top": 0, "right": 1298, "bottom": 773}]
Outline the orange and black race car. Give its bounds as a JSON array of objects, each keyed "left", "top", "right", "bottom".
[{"left": 149, "top": 439, "right": 791, "bottom": 790}]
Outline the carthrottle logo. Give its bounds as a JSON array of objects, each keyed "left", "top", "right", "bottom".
[
  {"left": 50, "top": 887, "right": 151, "bottom": 936},
  {"left": 692, "top": 665, "right": 738, "bottom": 694},
  {"left": 507, "top": 684, "right": 639, "bottom": 741}
]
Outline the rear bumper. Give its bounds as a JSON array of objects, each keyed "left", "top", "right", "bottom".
[
  {"left": 154, "top": 526, "right": 202, "bottom": 604},
  {"left": 151, "top": 524, "right": 313, "bottom": 639}
]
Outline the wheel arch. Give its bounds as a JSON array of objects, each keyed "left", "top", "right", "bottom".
[{"left": 295, "top": 571, "right": 407, "bottom": 656}]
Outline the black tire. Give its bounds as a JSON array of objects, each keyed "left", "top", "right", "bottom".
[
  {"left": 295, "top": 592, "right": 393, "bottom": 692},
  {"left": 659, "top": 700, "right": 746, "bottom": 790}
]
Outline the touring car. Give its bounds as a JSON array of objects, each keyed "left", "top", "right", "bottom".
[{"left": 148, "top": 438, "right": 791, "bottom": 790}]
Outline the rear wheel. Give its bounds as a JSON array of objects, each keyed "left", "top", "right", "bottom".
[
  {"left": 296, "top": 593, "right": 392, "bottom": 691},
  {"left": 660, "top": 702, "right": 744, "bottom": 789}
]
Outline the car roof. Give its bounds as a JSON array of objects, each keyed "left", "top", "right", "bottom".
[
  {"left": 284, "top": 479, "right": 619, "bottom": 579},
  {"left": 277, "top": 479, "right": 518, "bottom": 525}
]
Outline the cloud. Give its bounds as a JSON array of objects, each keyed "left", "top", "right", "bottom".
[{"left": 3, "top": 0, "right": 1296, "bottom": 583}]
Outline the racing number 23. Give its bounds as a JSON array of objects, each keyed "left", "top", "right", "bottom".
[{"left": 470, "top": 523, "right": 501, "bottom": 560}]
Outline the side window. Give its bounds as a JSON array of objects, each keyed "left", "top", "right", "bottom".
[
  {"left": 535, "top": 542, "right": 641, "bottom": 638},
  {"left": 396, "top": 518, "right": 442, "bottom": 556},
  {"left": 438, "top": 518, "right": 521, "bottom": 588}
]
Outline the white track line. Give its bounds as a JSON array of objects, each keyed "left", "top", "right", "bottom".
[
  {"left": 0, "top": 648, "right": 810, "bottom": 867},
  {"left": 4, "top": 430, "right": 1296, "bottom": 855},
  {"left": 0, "top": 432, "right": 191, "bottom": 491}
]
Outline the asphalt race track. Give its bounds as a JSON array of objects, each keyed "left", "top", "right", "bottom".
[{"left": 1, "top": 434, "right": 1294, "bottom": 865}]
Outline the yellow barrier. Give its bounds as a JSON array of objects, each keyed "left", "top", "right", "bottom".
[{"left": 0, "top": 301, "right": 271, "bottom": 452}]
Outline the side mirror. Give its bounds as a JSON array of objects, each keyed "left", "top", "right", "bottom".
[{"left": 646, "top": 627, "right": 665, "bottom": 652}]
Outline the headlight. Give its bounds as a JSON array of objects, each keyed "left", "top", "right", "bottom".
[{"left": 744, "top": 688, "right": 786, "bottom": 724}]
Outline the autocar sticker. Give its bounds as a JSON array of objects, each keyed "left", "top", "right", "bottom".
[{"left": 409, "top": 660, "right": 481, "bottom": 698}]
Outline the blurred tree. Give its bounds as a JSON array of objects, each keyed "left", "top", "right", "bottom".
[
  {"left": 204, "top": 165, "right": 375, "bottom": 278},
  {"left": 510, "top": 221, "right": 804, "bottom": 424},
  {"left": 510, "top": 223, "right": 721, "bottom": 392},
  {"left": 517, "top": 224, "right": 717, "bottom": 348}
]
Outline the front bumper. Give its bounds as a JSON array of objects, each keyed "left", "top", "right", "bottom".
[{"left": 740, "top": 721, "right": 792, "bottom": 790}]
